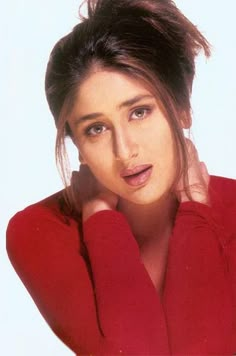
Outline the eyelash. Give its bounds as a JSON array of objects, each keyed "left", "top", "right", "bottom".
[
  {"left": 84, "top": 106, "right": 153, "bottom": 137},
  {"left": 85, "top": 123, "right": 106, "bottom": 137},
  {"left": 130, "top": 106, "right": 152, "bottom": 120}
]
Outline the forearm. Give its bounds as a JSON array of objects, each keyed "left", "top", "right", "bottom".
[
  {"left": 163, "top": 201, "right": 234, "bottom": 353},
  {"left": 83, "top": 210, "right": 170, "bottom": 354}
]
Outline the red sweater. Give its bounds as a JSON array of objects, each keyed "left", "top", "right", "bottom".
[{"left": 6, "top": 175, "right": 236, "bottom": 354}]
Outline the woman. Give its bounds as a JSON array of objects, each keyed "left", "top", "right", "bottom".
[{"left": 6, "top": 0, "right": 236, "bottom": 354}]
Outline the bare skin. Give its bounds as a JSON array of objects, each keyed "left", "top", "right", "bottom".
[
  {"left": 71, "top": 139, "right": 210, "bottom": 293},
  {"left": 68, "top": 70, "right": 210, "bottom": 292}
]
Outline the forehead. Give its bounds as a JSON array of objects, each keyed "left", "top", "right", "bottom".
[{"left": 75, "top": 70, "right": 154, "bottom": 111}]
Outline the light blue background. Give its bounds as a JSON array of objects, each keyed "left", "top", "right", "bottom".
[{"left": 1, "top": 1, "right": 236, "bottom": 355}]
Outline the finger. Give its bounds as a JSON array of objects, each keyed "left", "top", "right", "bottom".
[
  {"left": 200, "top": 161, "right": 210, "bottom": 186},
  {"left": 185, "top": 138, "right": 199, "bottom": 164}
]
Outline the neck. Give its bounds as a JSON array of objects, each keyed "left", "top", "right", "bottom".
[
  {"left": 118, "top": 193, "right": 178, "bottom": 294},
  {"left": 118, "top": 193, "right": 178, "bottom": 249}
]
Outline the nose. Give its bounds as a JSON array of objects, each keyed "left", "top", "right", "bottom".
[{"left": 113, "top": 127, "right": 139, "bottom": 161}]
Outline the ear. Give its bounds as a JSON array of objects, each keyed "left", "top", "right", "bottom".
[
  {"left": 180, "top": 111, "right": 192, "bottom": 129},
  {"left": 71, "top": 135, "right": 77, "bottom": 146},
  {"left": 71, "top": 136, "right": 87, "bottom": 165},
  {"left": 79, "top": 152, "right": 87, "bottom": 165}
]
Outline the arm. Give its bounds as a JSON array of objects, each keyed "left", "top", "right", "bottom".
[
  {"left": 73, "top": 165, "right": 171, "bottom": 352},
  {"left": 83, "top": 210, "right": 170, "bottom": 354},
  {"left": 163, "top": 140, "right": 234, "bottom": 353},
  {"left": 6, "top": 205, "right": 102, "bottom": 354},
  {"left": 6, "top": 202, "right": 170, "bottom": 354},
  {"left": 163, "top": 201, "right": 234, "bottom": 353}
]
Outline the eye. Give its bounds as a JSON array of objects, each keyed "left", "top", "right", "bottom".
[
  {"left": 85, "top": 123, "right": 106, "bottom": 136},
  {"left": 130, "top": 107, "right": 151, "bottom": 120}
]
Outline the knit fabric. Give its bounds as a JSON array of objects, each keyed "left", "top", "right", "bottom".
[{"left": 6, "top": 175, "right": 236, "bottom": 354}]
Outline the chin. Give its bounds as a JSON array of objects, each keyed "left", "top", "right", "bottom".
[{"left": 123, "top": 189, "right": 168, "bottom": 206}]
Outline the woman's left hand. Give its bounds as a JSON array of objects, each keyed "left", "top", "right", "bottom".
[
  {"left": 175, "top": 139, "right": 210, "bottom": 205},
  {"left": 71, "top": 165, "right": 119, "bottom": 221}
]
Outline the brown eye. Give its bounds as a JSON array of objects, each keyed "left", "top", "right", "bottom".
[
  {"left": 130, "top": 107, "right": 151, "bottom": 120},
  {"left": 86, "top": 124, "right": 106, "bottom": 136}
]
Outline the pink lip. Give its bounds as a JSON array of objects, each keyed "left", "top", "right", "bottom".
[{"left": 120, "top": 164, "right": 153, "bottom": 187}]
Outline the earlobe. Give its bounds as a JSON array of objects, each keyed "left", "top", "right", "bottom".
[
  {"left": 71, "top": 136, "right": 87, "bottom": 164},
  {"left": 180, "top": 112, "right": 192, "bottom": 129},
  {"left": 79, "top": 152, "right": 87, "bottom": 165},
  {"left": 71, "top": 135, "right": 78, "bottom": 147}
]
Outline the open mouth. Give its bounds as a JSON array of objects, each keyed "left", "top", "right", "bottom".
[{"left": 121, "top": 165, "right": 153, "bottom": 187}]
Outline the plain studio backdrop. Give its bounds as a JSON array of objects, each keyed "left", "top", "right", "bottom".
[{"left": 1, "top": 1, "right": 236, "bottom": 355}]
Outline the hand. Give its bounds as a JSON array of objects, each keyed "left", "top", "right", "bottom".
[
  {"left": 175, "top": 139, "right": 210, "bottom": 205},
  {"left": 71, "top": 165, "right": 119, "bottom": 221}
]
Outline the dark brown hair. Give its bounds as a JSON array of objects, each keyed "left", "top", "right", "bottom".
[{"left": 45, "top": 0, "right": 210, "bottom": 211}]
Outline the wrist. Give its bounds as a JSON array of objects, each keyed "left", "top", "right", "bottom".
[
  {"left": 179, "top": 187, "right": 209, "bottom": 205},
  {"left": 82, "top": 199, "right": 115, "bottom": 222}
]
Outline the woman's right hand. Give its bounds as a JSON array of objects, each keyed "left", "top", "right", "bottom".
[
  {"left": 71, "top": 165, "right": 119, "bottom": 221},
  {"left": 174, "top": 139, "right": 210, "bottom": 205}
]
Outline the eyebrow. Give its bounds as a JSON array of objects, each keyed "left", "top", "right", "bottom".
[
  {"left": 73, "top": 94, "right": 154, "bottom": 126},
  {"left": 117, "top": 94, "right": 154, "bottom": 110}
]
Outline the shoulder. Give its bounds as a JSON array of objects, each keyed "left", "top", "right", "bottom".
[
  {"left": 7, "top": 189, "right": 80, "bottom": 230},
  {"left": 209, "top": 175, "right": 236, "bottom": 236},
  {"left": 210, "top": 176, "right": 236, "bottom": 208},
  {"left": 6, "top": 190, "right": 81, "bottom": 269},
  {"left": 210, "top": 175, "right": 236, "bottom": 199}
]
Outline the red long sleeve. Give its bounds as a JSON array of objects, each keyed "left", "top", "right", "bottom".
[
  {"left": 6, "top": 176, "right": 236, "bottom": 354},
  {"left": 6, "top": 204, "right": 102, "bottom": 354},
  {"left": 6, "top": 197, "right": 169, "bottom": 354},
  {"left": 163, "top": 202, "right": 234, "bottom": 353},
  {"left": 83, "top": 211, "right": 169, "bottom": 354}
]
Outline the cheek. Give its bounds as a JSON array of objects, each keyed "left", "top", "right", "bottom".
[
  {"left": 149, "top": 126, "right": 177, "bottom": 178},
  {"left": 77, "top": 138, "right": 117, "bottom": 188},
  {"left": 78, "top": 137, "right": 111, "bottom": 163},
  {"left": 147, "top": 123, "right": 175, "bottom": 157},
  {"left": 81, "top": 150, "right": 113, "bottom": 183}
]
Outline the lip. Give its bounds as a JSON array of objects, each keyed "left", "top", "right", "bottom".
[{"left": 120, "top": 164, "right": 153, "bottom": 187}]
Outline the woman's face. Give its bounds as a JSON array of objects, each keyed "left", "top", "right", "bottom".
[{"left": 68, "top": 70, "right": 178, "bottom": 205}]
